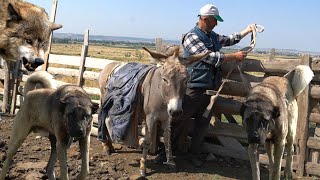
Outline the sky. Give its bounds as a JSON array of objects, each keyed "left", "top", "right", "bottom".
[{"left": 27, "top": 0, "right": 320, "bottom": 53}]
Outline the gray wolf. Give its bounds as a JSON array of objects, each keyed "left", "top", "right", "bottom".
[
  {"left": 0, "top": 71, "right": 99, "bottom": 180},
  {"left": 98, "top": 46, "right": 210, "bottom": 176},
  {"left": 240, "top": 65, "right": 314, "bottom": 180},
  {"left": 0, "top": 0, "right": 62, "bottom": 71}
]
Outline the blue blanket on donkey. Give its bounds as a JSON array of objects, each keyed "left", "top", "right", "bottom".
[{"left": 98, "top": 62, "right": 153, "bottom": 142}]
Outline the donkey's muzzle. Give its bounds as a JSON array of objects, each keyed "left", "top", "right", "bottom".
[{"left": 169, "top": 109, "right": 183, "bottom": 118}]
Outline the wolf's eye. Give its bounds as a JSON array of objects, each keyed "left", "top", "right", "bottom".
[{"left": 26, "top": 39, "right": 33, "bottom": 44}]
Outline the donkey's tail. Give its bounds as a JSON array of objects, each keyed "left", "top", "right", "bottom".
[
  {"left": 24, "top": 71, "right": 58, "bottom": 96},
  {"left": 284, "top": 65, "right": 314, "bottom": 98}
]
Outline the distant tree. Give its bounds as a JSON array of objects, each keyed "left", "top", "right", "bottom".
[{"left": 269, "top": 48, "right": 276, "bottom": 60}]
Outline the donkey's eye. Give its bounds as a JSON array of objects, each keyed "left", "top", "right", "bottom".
[
  {"left": 162, "top": 78, "right": 168, "bottom": 84},
  {"left": 26, "top": 39, "right": 33, "bottom": 45}
]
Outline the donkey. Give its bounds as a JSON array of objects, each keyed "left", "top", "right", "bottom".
[{"left": 98, "top": 46, "right": 210, "bottom": 176}]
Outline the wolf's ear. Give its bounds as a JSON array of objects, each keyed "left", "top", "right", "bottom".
[
  {"left": 272, "top": 106, "right": 280, "bottom": 119},
  {"left": 8, "top": 3, "right": 22, "bottom": 22},
  {"left": 91, "top": 102, "right": 99, "bottom": 114},
  {"left": 50, "top": 23, "right": 63, "bottom": 31}
]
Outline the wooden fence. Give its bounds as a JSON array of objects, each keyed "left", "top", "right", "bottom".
[{"left": 0, "top": 39, "right": 319, "bottom": 178}]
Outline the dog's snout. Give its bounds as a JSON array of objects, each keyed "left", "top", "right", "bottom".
[
  {"left": 34, "top": 58, "right": 44, "bottom": 66},
  {"left": 70, "top": 127, "right": 85, "bottom": 138},
  {"left": 248, "top": 133, "right": 260, "bottom": 144}
]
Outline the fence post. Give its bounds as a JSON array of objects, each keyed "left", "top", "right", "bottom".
[
  {"left": 77, "top": 29, "right": 89, "bottom": 87},
  {"left": 296, "top": 54, "right": 312, "bottom": 177},
  {"left": 2, "top": 61, "right": 9, "bottom": 113},
  {"left": 42, "top": 0, "right": 59, "bottom": 71},
  {"left": 10, "top": 61, "right": 22, "bottom": 114},
  {"left": 155, "top": 38, "right": 162, "bottom": 52}
]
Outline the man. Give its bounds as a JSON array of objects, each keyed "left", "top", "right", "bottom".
[{"left": 172, "top": 4, "right": 255, "bottom": 167}]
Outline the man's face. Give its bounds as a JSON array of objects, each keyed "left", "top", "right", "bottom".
[{"left": 205, "top": 16, "right": 217, "bottom": 32}]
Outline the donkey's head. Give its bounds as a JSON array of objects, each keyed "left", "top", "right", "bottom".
[{"left": 143, "top": 46, "right": 210, "bottom": 118}]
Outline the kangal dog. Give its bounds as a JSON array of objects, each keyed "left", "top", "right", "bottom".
[
  {"left": 0, "top": 71, "right": 99, "bottom": 180},
  {"left": 0, "top": 0, "right": 62, "bottom": 71},
  {"left": 240, "top": 65, "right": 314, "bottom": 180}
]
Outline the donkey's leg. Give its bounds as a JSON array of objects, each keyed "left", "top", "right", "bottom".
[
  {"left": 102, "top": 117, "right": 115, "bottom": 155},
  {"left": 161, "top": 118, "right": 176, "bottom": 169},
  {"left": 139, "top": 115, "right": 153, "bottom": 177}
]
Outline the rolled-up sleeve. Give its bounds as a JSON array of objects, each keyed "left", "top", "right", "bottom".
[
  {"left": 183, "top": 32, "right": 225, "bottom": 66},
  {"left": 218, "top": 32, "right": 241, "bottom": 46}
]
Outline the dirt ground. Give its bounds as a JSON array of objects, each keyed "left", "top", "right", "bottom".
[{"left": 0, "top": 116, "right": 312, "bottom": 180}]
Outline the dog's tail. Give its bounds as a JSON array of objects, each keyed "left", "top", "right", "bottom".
[
  {"left": 24, "top": 71, "right": 58, "bottom": 95},
  {"left": 284, "top": 65, "right": 314, "bottom": 98}
]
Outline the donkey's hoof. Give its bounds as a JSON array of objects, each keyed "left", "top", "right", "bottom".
[{"left": 139, "top": 169, "right": 146, "bottom": 177}]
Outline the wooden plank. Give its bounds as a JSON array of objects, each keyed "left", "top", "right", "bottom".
[
  {"left": 259, "top": 154, "right": 298, "bottom": 170},
  {"left": 305, "top": 162, "right": 320, "bottom": 177},
  {"left": 222, "top": 58, "right": 320, "bottom": 75},
  {"left": 310, "top": 113, "right": 320, "bottom": 124},
  {"left": 307, "top": 137, "right": 320, "bottom": 150},
  {"left": 42, "top": 0, "right": 59, "bottom": 70},
  {"left": 296, "top": 55, "right": 311, "bottom": 177},
  {"left": 48, "top": 54, "right": 116, "bottom": 69},
  {"left": 47, "top": 67, "right": 100, "bottom": 81},
  {"left": 77, "top": 30, "right": 89, "bottom": 87},
  {"left": 208, "top": 121, "right": 247, "bottom": 140},
  {"left": 202, "top": 143, "right": 249, "bottom": 161},
  {"left": 213, "top": 96, "right": 242, "bottom": 115},
  {"left": 217, "top": 136, "right": 246, "bottom": 153},
  {"left": 311, "top": 85, "right": 320, "bottom": 99}
]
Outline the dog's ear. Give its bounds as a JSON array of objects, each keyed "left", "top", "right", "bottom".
[
  {"left": 240, "top": 102, "right": 246, "bottom": 117},
  {"left": 50, "top": 23, "right": 63, "bottom": 31},
  {"left": 91, "top": 102, "right": 99, "bottom": 114},
  {"left": 272, "top": 106, "right": 280, "bottom": 119},
  {"left": 8, "top": 3, "right": 22, "bottom": 22}
]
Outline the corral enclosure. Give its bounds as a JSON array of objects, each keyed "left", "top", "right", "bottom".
[{"left": 0, "top": 32, "right": 320, "bottom": 179}]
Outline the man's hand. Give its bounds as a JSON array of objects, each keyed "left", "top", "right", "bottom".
[
  {"left": 240, "top": 23, "right": 256, "bottom": 38},
  {"left": 224, "top": 51, "right": 247, "bottom": 62}
]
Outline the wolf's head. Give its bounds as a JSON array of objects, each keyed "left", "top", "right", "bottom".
[
  {"left": 240, "top": 100, "right": 280, "bottom": 144},
  {"left": 0, "top": 0, "right": 62, "bottom": 71}
]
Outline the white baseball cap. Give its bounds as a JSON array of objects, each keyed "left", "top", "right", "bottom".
[{"left": 199, "top": 4, "right": 224, "bottom": 22}]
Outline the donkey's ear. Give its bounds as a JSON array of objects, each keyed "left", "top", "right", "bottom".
[
  {"left": 8, "top": 3, "right": 22, "bottom": 22},
  {"left": 142, "top": 47, "right": 167, "bottom": 59},
  {"left": 142, "top": 47, "right": 167, "bottom": 65},
  {"left": 185, "top": 51, "right": 211, "bottom": 65}
]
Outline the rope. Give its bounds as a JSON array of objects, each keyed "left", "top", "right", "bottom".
[{"left": 203, "top": 24, "right": 264, "bottom": 118}]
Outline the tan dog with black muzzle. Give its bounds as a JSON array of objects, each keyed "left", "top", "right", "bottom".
[{"left": 0, "top": 71, "right": 99, "bottom": 180}]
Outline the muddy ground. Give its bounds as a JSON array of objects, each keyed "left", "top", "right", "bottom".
[{"left": 0, "top": 116, "right": 312, "bottom": 180}]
